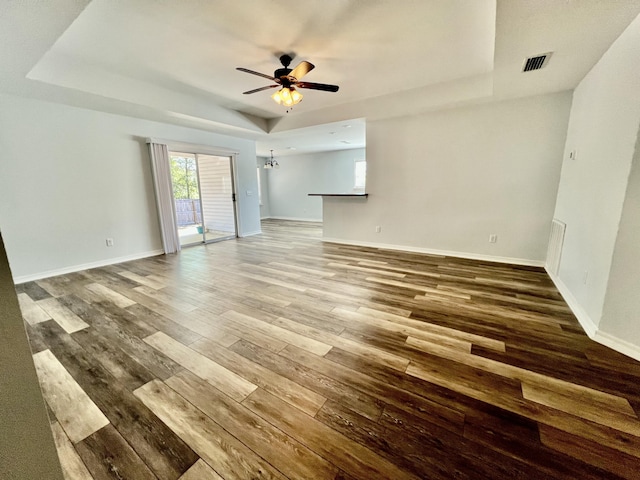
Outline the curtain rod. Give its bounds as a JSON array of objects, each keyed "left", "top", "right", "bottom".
[{"left": 145, "top": 137, "right": 240, "bottom": 156}]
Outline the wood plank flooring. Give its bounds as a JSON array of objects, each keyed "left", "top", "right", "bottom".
[{"left": 16, "top": 219, "right": 640, "bottom": 479}]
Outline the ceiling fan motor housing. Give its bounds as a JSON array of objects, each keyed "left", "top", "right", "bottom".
[
  {"left": 274, "top": 54, "right": 294, "bottom": 80},
  {"left": 274, "top": 67, "right": 292, "bottom": 79}
]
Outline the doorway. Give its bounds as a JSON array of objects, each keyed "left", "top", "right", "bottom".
[{"left": 169, "top": 151, "right": 237, "bottom": 247}]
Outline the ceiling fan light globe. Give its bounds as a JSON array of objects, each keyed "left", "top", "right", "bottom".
[
  {"left": 271, "top": 90, "right": 283, "bottom": 104},
  {"left": 290, "top": 89, "right": 303, "bottom": 104}
]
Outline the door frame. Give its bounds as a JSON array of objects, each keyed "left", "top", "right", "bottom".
[{"left": 158, "top": 139, "right": 240, "bottom": 245}]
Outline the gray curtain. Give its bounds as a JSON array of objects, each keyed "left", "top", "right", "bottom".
[{"left": 148, "top": 142, "right": 181, "bottom": 254}]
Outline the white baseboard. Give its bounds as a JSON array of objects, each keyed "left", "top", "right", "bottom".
[
  {"left": 545, "top": 267, "right": 598, "bottom": 336},
  {"left": 545, "top": 266, "right": 640, "bottom": 362},
  {"left": 267, "top": 216, "right": 324, "bottom": 222},
  {"left": 593, "top": 330, "right": 640, "bottom": 362},
  {"left": 13, "top": 249, "right": 164, "bottom": 284},
  {"left": 321, "top": 237, "right": 545, "bottom": 267}
]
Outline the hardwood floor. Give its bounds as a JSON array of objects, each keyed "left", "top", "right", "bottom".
[{"left": 16, "top": 219, "right": 640, "bottom": 479}]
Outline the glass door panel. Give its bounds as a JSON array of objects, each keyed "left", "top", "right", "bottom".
[
  {"left": 197, "top": 154, "right": 237, "bottom": 242},
  {"left": 169, "top": 152, "right": 204, "bottom": 247}
]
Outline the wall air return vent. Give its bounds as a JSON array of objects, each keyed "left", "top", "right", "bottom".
[
  {"left": 546, "top": 218, "right": 566, "bottom": 276},
  {"left": 522, "top": 52, "right": 552, "bottom": 72}
]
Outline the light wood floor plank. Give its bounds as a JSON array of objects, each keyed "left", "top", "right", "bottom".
[
  {"left": 268, "top": 261, "right": 335, "bottom": 277},
  {"left": 134, "top": 380, "right": 287, "bottom": 480},
  {"left": 328, "top": 262, "right": 407, "bottom": 278},
  {"left": 134, "top": 285, "right": 198, "bottom": 312},
  {"left": 222, "top": 310, "right": 333, "bottom": 356},
  {"left": 85, "top": 282, "right": 136, "bottom": 308},
  {"left": 33, "top": 349, "right": 109, "bottom": 443},
  {"left": 178, "top": 459, "right": 223, "bottom": 480},
  {"left": 523, "top": 383, "right": 640, "bottom": 435},
  {"left": 37, "top": 297, "right": 90, "bottom": 334},
  {"left": 359, "top": 306, "right": 506, "bottom": 352},
  {"left": 144, "top": 331, "right": 257, "bottom": 401},
  {"left": 116, "top": 270, "right": 166, "bottom": 290},
  {"left": 333, "top": 307, "right": 472, "bottom": 353},
  {"left": 405, "top": 336, "right": 637, "bottom": 418},
  {"left": 17, "top": 292, "right": 52, "bottom": 324},
  {"left": 50, "top": 422, "right": 93, "bottom": 480},
  {"left": 271, "top": 316, "right": 410, "bottom": 371}
]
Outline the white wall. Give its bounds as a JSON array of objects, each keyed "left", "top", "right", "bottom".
[
  {"left": 323, "top": 92, "right": 572, "bottom": 264},
  {"left": 551, "top": 13, "right": 640, "bottom": 339},
  {"left": 0, "top": 94, "right": 260, "bottom": 281},
  {"left": 600, "top": 134, "right": 640, "bottom": 355},
  {"left": 267, "top": 149, "right": 365, "bottom": 221},
  {"left": 256, "top": 157, "right": 271, "bottom": 219}
]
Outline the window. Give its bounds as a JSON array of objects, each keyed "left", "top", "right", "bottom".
[
  {"left": 354, "top": 159, "right": 367, "bottom": 190},
  {"left": 256, "top": 166, "right": 263, "bottom": 205}
]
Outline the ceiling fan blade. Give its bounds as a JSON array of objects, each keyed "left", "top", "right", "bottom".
[
  {"left": 236, "top": 67, "right": 277, "bottom": 81},
  {"left": 289, "top": 61, "right": 315, "bottom": 80},
  {"left": 242, "top": 85, "right": 280, "bottom": 95},
  {"left": 296, "top": 81, "right": 339, "bottom": 92}
]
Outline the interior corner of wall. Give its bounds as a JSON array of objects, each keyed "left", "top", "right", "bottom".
[{"left": 544, "top": 266, "right": 599, "bottom": 337}]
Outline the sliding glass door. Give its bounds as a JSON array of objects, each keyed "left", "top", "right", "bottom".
[{"left": 169, "top": 151, "right": 237, "bottom": 246}]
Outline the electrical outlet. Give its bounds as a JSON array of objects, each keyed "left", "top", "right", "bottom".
[
  {"left": 569, "top": 149, "right": 577, "bottom": 161},
  {"left": 375, "top": 226, "right": 381, "bottom": 233},
  {"left": 106, "top": 238, "right": 114, "bottom": 247},
  {"left": 489, "top": 234, "right": 498, "bottom": 243},
  {"left": 246, "top": 190, "right": 252, "bottom": 196}
]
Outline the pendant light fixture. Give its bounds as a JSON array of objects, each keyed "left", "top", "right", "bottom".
[{"left": 264, "top": 149, "right": 279, "bottom": 169}]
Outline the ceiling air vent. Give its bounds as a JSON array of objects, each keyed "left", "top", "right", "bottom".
[{"left": 522, "top": 52, "right": 552, "bottom": 72}]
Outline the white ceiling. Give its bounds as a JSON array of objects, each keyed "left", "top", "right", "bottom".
[{"left": 2, "top": 0, "right": 640, "bottom": 154}]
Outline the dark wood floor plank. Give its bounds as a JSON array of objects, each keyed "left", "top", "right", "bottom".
[
  {"left": 166, "top": 370, "right": 340, "bottom": 480},
  {"left": 57, "top": 294, "right": 184, "bottom": 380},
  {"left": 18, "top": 219, "right": 640, "bottom": 479},
  {"left": 15, "top": 280, "right": 53, "bottom": 300},
  {"left": 190, "top": 338, "right": 327, "bottom": 416},
  {"left": 281, "top": 344, "right": 465, "bottom": 434},
  {"left": 230, "top": 339, "right": 385, "bottom": 422},
  {"left": 243, "top": 387, "right": 420, "bottom": 480},
  {"left": 71, "top": 327, "right": 156, "bottom": 392},
  {"left": 126, "top": 303, "right": 203, "bottom": 345},
  {"left": 539, "top": 424, "right": 634, "bottom": 479},
  {"left": 463, "top": 403, "right": 621, "bottom": 479},
  {"left": 315, "top": 399, "right": 456, "bottom": 479},
  {"left": 32, "top": 320, "right": 198, "bottom": 480},
  {"left": 379, "top": 404, "right": 549, "bottom": 480},
  {"left": 75, "top": 425, "right": 157, "bottom": 480},
  {"left": 134, "top": 380, "right": 287, "bottom": 480}
]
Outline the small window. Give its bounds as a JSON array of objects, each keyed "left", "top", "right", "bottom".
[
  {"left": 256, "top": 166, "right": 263, "bottom": 205},
  {"left": 354, "top": 159, "right": 366, "bottom": 190}
]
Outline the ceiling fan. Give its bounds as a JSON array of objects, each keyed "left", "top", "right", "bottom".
[{"left": 237, "top": 54, "right": 339, "bottom": 108}]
